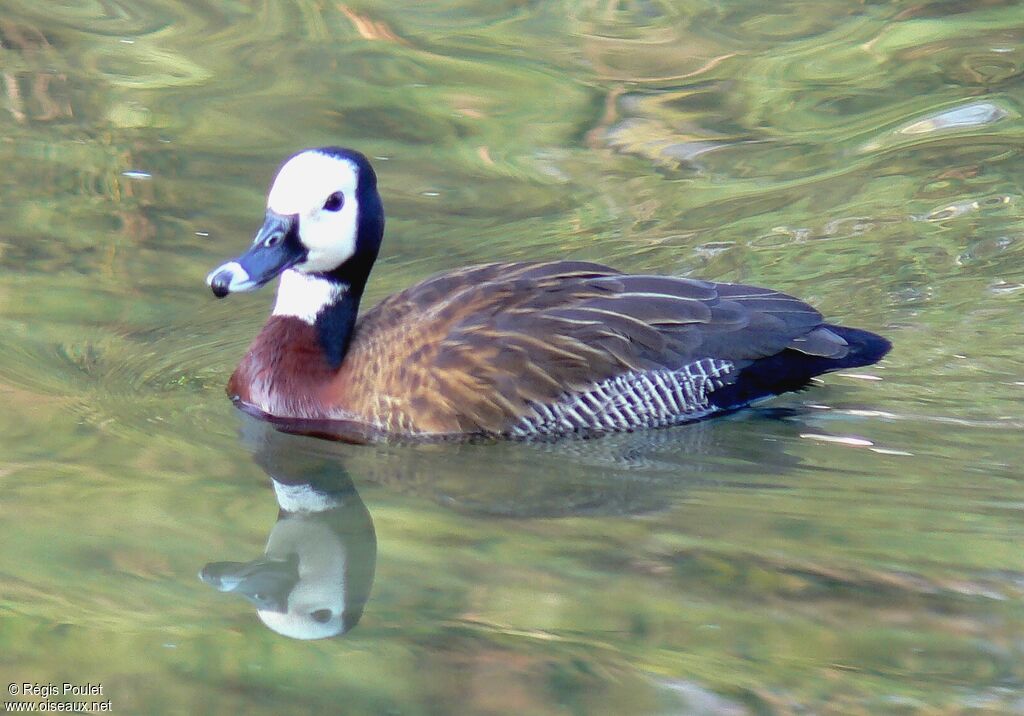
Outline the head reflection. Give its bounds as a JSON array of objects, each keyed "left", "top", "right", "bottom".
[{"left": 200, "top": 417, "right": 376, "bottom": 640}]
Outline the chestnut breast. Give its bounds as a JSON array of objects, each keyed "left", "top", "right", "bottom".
[
  {"left": 229, "top": 317, "right": 340, "bottom": 421},
  {"left": 229, "top": 310, "right": 473, "bottom": 435}
]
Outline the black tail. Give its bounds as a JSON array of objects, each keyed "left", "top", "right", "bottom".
[
  {"left": 709, "top": 324, "right": 891, "bottom": 411},
  {"left": 822, "top": 324, "right": 892, "bottom": 370}
]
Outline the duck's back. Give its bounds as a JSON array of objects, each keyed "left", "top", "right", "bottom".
[{"left": 328, "top": 261, "right": 889, "bottom": 438}]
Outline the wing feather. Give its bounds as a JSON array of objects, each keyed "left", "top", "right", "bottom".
[{"left": 346, "top": 261, "right": 835, "bottom": 434}]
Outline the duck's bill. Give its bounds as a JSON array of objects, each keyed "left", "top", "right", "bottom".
[
  {"left": 199, "top": 554, "right": 299, "bottom": 613},
  {"left": 206, "top": 211, "right": 304, "bottom": 298}
]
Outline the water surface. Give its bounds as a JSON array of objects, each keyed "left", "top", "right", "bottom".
[{"left": 2, "top": 1, "right": 1024, "bottom": 713}]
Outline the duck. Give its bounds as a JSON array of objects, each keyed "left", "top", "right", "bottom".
[{"left": 206, "top": 147, "right": 891, "bottom": 442}]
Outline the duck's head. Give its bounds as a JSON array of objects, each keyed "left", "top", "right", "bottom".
[{"left": 206, "top": 147, "right": 384, "bottom": 300}]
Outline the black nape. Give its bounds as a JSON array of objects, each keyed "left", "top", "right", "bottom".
[
  {"left": 306, "top": 147, "right": 386, "bottom": 370},
  {"left": 314, "top": 288, "right": 361, "bottom": 370}
]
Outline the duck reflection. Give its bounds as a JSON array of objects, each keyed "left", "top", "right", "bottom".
[
  {"left": 200, "top": 419, "right": 376, "bottom": 640},
  {"left": 202, "top": 402, "right": 821, "bottom": 639}
]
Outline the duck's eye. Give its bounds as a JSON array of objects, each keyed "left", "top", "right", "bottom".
[
  {"left": 310, "top": 609, "right": 333, "bottom": 623},
  {"left": 323, "top": 192, "right": 344, "bottom": 212},
  {"left": 263, "top": 233, "right": 283, "bottom": 249}
]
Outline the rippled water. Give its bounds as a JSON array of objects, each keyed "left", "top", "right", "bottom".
[{"left": 2, "top": 1, "right": 1023, "bottom": 713}]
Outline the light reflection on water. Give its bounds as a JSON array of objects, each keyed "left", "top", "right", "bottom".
[{"left": 1, "top": 0, "right": 1024, "bottom": 713}]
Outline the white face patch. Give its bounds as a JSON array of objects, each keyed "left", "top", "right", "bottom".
[
  {"left": 273, "top": 269, "right": 347, "bottom": 324},
  {"left": 267, "top": 151, "right": 361, "bottom": 274}
]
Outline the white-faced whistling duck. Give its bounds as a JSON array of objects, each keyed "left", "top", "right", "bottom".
[{"left": 207, "top": 147, "right": 891, "bottom": 442}]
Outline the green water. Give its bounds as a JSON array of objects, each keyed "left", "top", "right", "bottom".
[{"left": 2, "top": 0, "right": 1023, "bottom": 713}]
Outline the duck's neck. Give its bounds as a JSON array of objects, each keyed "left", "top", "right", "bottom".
[{"left": 272, "top": 269, "right": 368, "bottom": 370}]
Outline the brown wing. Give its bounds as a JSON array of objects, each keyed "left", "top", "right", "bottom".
[{"left": 337, "top": 261, "right": 847, "bottom": 435}]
